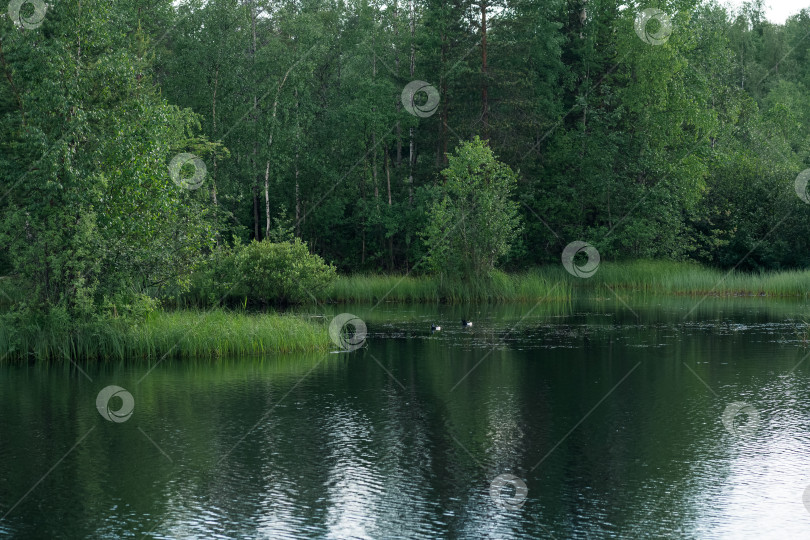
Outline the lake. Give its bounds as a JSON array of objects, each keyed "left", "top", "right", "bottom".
[{"left": 2, "top": 296, "right": 810, "bottom": 538}]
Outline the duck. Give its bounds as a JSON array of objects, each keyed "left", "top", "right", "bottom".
[
  {"left": 431, "top": 324, "right": 441, "bottom": 332},
  {"left": 461, "top": 319, "right": 473, "bottom": 327}
]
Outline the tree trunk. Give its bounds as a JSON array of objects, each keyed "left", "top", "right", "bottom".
[
  {"left": 295, "top": 171, "right": 300, "bottom": 237},
  {"left": 394, "top": 0, "right": 402, "bottom": 167},
  {"left": 372, "top": 37, "right": 380, "bottom": 203},
  {"left": 251, "top": 0, "right": 260, "bottom": 241},
  {"left": 440, "top": 30, "right": 448, "bottom": 166},
  {"left": 253, "top": 185, "right": 261, "bottom": 241},
  {"left": 580, "top": 0, "right": 587, "bottom": 39},
  {"left": 408, "top": 0, "right": 415, "bottom": 206},
  {"left": 385, "top": 147, "right": 394, "bottom": 269},
  {"left": 295, "top": 89, "right": 301, "bottom": 237},
  {"left": 361, "top": 156, "right": 367, "bottom": 265},
  {"left": 211, "top": 64, "right": 219, "bottom": 208},
  {"left": 373, "top": 133, "right": 379, "bottom": 200},
  {"left": 481, "top": 0, "right": 488, "bottom": 138},
  {"left": 371, "top": 24, "right": 381, "bottom": 260},
  {"left": 264, "top": 160, "right": 271, "bottom": 239}
]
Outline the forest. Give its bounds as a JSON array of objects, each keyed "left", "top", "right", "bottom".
[
  {"left": 5, "top": 3, "right": 810, "bottom": 536},
  {"left": 2, "top": 0, "right": 810, "bottom": 320}
]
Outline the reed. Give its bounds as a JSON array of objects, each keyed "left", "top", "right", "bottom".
[
  {"left": 326, "top": 261, "right": 810, "bottom": 302},
  {"left": 3, "top": 260, "right": 810, "bottom": 363},
  {"left": 0, "top": 309, "right": 330, "bottom": 362},
  {"left": 325, "top": 269, "right": 572, "bottom": 303},
  {"left": 581, "top": 260, "right": 810, "bottom": 297}
]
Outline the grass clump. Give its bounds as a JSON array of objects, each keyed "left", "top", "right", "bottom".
[{"left": 0, "top": 309, "right": 330, "bottom": 363}]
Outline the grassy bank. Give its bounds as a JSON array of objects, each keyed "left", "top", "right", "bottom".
[
  {"left": 326, "top": 269, "right": 572, "bottom": 303},
  {"left": 581, "top": 260, "right": 810, "bottom": 297},
  {"left": 0, "top": 310, "right": 331, "bottom": 362},
  {"left": 3, "top": 260, "right": 810, "bottom": 362},
  {"left": 325, "top": 261, "right": 810, "bottom": 302}
]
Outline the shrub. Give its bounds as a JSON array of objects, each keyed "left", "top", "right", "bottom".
[
  {"left": 185, "top": 238, "right": 336, "bottom": 307},
  {"left": 231, "top": 239, "right": 336, "bottom": 305},
  {"left": 185, "top": 246, "right": 241, "bottom": 306},
  {"left": 232, "top": 239, "right": 336, "bottom": 305}
]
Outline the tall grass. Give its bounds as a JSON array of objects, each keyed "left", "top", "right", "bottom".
[
  {"left": 326, "top": 269, "right": 572, "bottom": 303},
  {"left": 581, "top": 260, "right": 810, "bottom": 297},
  {"left": 0, "top": 309, "right": 330, "bottom": 362},
  {"left": 326, "top": 261, "right": 810, "bottom": 302},
  {"left": 3, "top": 260, "right": 810, "bottom": 362}
]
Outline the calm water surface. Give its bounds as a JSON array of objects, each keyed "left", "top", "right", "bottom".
[{"left": 3, "top": 297, "right": 810, "bottom": 538}]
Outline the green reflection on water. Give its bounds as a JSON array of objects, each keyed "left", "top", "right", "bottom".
[{"left": 3, "top": 297, "right": 810, "bottom": 538}]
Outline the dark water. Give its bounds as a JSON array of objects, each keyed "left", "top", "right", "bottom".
[{"left": 3, "top": 297, "right": 810, "bottom": 538}]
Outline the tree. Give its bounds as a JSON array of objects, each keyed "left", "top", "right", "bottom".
[
  {"left": 0, "top": 0, "right": 219, "bottom": 317},
  {"left": 422, "top": 136, "right": 521, "bottom": 279}
]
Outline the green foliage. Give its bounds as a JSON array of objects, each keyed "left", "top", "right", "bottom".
[
  {"left": 2, "top": 0, "right": 810, "bottom": 363},
  {"left": 186, "top": 238, "right": 337, "bottom": 307},
  {"left": 326, "top": 270, "right": 571, "bottom": 303},
  {"left": 0, "top": 0, "right": 219, "bottom": 319},
  {"left": 265, "top": 207, "right": 296, "bottom": 243},
  {"left": 325, "top": 259, "right": 810, "bottom": 302},
  {"left": 423, "top": 137, "right": 522, "bottom": 280},
  {"left": 125, "top": 0, "right": 810, "bottom": 274},
  {"left": 0, "top": 309, "right": 330, "bottom": 362},
  {"left": 233, "top": 239, "right": 337, "bottom": 305},
  {"left": 573, "top": 259, "right": 810, "bottom": 297}
]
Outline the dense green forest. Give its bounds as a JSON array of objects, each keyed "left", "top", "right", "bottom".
[{"left": 2, "top": 0, "right": 810, "bottom": 318}]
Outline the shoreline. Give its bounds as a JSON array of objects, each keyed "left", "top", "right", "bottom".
[
  {"left": 3, "top": 261, "right": 810, "bottom": 362},
  {"left": 325, "top": 261, "right": 810, "bottom": 303},
  {"left": 0, "top": 310, "right": 331, "bottom": 363}
]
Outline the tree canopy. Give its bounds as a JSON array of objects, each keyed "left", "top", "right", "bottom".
[{"left": 2, "top": 0, "right": 810, "bottom": 313}]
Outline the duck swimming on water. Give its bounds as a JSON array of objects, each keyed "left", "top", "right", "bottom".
[
  {"left": 431, "top": 324, "right": 441, "bottom": 332},
  {"left": 461, "top": 319, "right": 472, "bottom": 327}
]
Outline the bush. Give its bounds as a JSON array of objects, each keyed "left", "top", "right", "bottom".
[
  {"left": 185, "top": 247, "right": 240, "bottom": 306},
  {"left": 233, "top": 239, "right": 336, "bottom": 304},
  {"left": 187, "top": 239, "right": 336, "bottom": 306}
]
